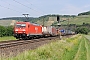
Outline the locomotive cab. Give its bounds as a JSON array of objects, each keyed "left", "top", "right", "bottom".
[
  {"left": 15, "top": 24, "right": 26, "bottom": 33},
  {"left": 14, "top": 22, "right": 29, "bottom": 39}
]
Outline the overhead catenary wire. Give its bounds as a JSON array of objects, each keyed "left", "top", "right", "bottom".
[
  {"left": 0, "top": 0, "right": 29, "bottom": 13},
  {"left": 0, "top": 0, "right": 46, "bottom": 19},
  {"left": 12, "top": 0, "right": 44, "bottom": 15},
  {"left": 25, "top": 0, "right": 45, "bottom": 14},
  {"left": 0, "top": 4, "right": 22, "bottom": 13}
]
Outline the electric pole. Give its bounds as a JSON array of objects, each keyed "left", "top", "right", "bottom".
[
  {"left": 67, "top": 18, "right": 69, "bottom": 30},
  {"left": 43, "top": 18, "right": 44, "bottom": 26}
]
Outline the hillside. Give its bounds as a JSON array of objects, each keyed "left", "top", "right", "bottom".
[
  {"left": 0, "top": 14, "right": 90, "bottom": 26},
  {"left": 0, "top": 15, "right": 58, "bottom": 26},
  {"left": 0, "top": 20, "right": 17, "bottom": 26},
  {"left": 78, "top": 11, "right": 90, "bottom": 16},
  {"left": 60, "top": 16, "right": 90, "bottom": 25}
]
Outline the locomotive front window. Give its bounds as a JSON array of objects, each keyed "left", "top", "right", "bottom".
[{"left": 16, "top": 24, "right": 26, "bottom": 28}]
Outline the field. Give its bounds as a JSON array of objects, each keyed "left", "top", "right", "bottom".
[
  {"left": 0, "top": 20, "right": 17, "bottom": 26},
  {"left": 0, "top": 36, "right": 17, "bottom": 41},
  {"left": 1, "top": 34, "right": 89, "bottom": 60},
  {"left": 61, "top": 16, "right": 90, "bottom": 25}
]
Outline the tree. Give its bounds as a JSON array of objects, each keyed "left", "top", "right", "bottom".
[
  {"left": 0, "top": 26, "right": 14, "bottom": 37},
  {"left": 5, "top": 26, "right": 13, "bottom": 36},
  {"left": 0, "top": 26, "right": 6, "bottom": 37},
  {"left": 75, "top": 27, "right": 89, "bottom": 34}
]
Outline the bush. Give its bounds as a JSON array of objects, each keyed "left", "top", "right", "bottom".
[
  {"left": 75, "top": 27, "right": 89, "bottom": 34},
  {"left": 0, "top": 26, "right": 13, "bottom": 37}
]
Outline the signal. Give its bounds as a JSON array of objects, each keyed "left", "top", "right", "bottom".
[{"left": 57, "top": 16, "right": 60, "bottom": 23}]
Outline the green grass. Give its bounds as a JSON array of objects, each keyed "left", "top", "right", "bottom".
[
  {"left": 73, "top": 36, "right": 87, "bottom": 60},
  {"left": 0, "top": 36, "right": 17, "bottom": 41},
  {"left": 84, "top": 35, "right": 90, "bottom": 60},
  {"left": 61, "top": 17, "right": 90, "bottom": 25},
  {"left": 1, "top": 34, "right": 90, "bottom": 60}
]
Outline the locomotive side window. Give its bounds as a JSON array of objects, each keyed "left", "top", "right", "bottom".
[
  {"left": 28, "top": 25, "right": 30, "bottom": 28},
  {"left": 16, "top": 24, "right": 26, "bottom": 28}
]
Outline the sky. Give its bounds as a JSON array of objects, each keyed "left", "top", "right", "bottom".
[{"left": 0, "top": 0, "right": 90, "bottom": 18}]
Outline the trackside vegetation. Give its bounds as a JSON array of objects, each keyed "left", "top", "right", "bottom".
[
  {"left": 0, "top": 25, "right": 17, "bottom": 41},
  {"left": 1, "top": 34, "right": 90, "bottom": 60},
  {"left": 0, "top": 36, "right": 16, "bottom": 41},
  {"left": 75, "top": 27, "right": 89, "bottom": 34},
  {"left": 0, "top": 26, "right": 13, "bottom": 37}
]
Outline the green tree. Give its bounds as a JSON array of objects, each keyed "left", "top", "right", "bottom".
[
  {"left": 75, "top": 27, "right": 89, "bottom": 34},
  {"left": 0, "top": 26, "right": 6, "bottom": 37},
  {"left": 5, "top": 26, "right": 13, "bottom": 36},
  {"left": 0, "top": 26, "right": 14, "bottom": 37}
]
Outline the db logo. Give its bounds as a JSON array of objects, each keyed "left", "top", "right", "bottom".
[
  {"left": 35, "top": 27, "right": 38, "bottom": 30},
  {"left": 35, "top": 27, "right": 38, "bottom": 33}
]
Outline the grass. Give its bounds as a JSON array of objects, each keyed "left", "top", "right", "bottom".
[
  {"left": 0, "top": 36, "right": 17, "bottom": 41},
  {"left": 61, "top": 17, "right": 90, "bottom": 25},
  {"left": 73, "top": 36, "right": 87, "bottom": 60},
  {"left": 0, "top": 20, "right": 12, "bottom": 26},
  {"left": 61, "top": 35, "right": 82, "bottom": 60},
  {"left": 0, "top": 20, "right": 17, "bottom": 26},
  {"left": 84, "top": 35, "right": 90, "bottom": 60},
  {"left": 1, "top": 34, "right": 90, "bottom": 60}
]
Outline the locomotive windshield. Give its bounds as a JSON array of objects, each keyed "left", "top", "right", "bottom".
[{"left": 16, "top": 24, "right": 26, "bottom": 28}]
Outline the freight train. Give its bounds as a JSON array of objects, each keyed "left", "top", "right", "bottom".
[
  {"left": 14, "top": 21, "right": 57, "bottom": 40},
  {"left": 60, "top": 29, "right": 75, "bottom": 36}
]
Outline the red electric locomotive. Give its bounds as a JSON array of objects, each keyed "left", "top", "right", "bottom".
[{"left": 14, "top": 21, "right": 42, "bottom": 39}]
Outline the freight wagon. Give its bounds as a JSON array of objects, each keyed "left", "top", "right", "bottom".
[
  {"left": 59, "top": 29, "right": 75, "bottom": 36},
  {"left": 42, "top": 26, "right": 57, "bottom": 37}
]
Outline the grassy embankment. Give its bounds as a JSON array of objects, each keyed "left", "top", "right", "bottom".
[
  {"left": 1, "top": 34, "right": 90, "bottom": 60},
  {"left": 1, "top": 16, "right": 90, "bottom": 26},
  {"left": 61, "top": 16, "right": 90, "bottom": 25},
  {"left": 0, "top": 36, "right": 17, "bottom": 41}
]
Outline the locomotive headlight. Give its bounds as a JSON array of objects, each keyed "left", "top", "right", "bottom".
[
  {"left": 15, "top": 32, "right": 17, "bottom": 33},
  {"left": 15, "top": 29, "right": 18, "bottom": 31},
  {"left": 23, "top": 29, "right": 26, "bottom": 31},
  {"left": 23, "top": 32, "right": 25, "bottom": 33}
]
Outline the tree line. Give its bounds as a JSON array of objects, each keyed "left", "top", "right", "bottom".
[
  {"left": 78, "top": 11, "right": 90, "bottom": 16},
  {"left": 0, "top": 26, "right": 13, "bottom": 37},
  {"left": 0, "top": 14, "right": 76, "bottom": 22},
  {"left": 75, "top": 27, "right": 89, "bottom": 34},
  {"left": 74, "top": 23, "right": 90, "bottom": 34}
]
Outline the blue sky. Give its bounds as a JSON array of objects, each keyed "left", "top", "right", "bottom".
[{"left": 0, "top": 0, "right": 90, "bottom": 18}]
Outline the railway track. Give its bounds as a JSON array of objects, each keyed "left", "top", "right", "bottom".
[
  {"left": 0, "top": 37, "right": 55, "bottom": 48},
  {"left": 0, "top": 35, "right": 72, "bottom": 58},
  {"left": 0, "top": 37, "right": 59, "bottom": 58}
]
